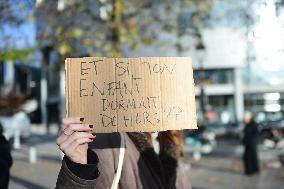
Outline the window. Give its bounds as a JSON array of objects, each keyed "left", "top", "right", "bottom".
[{"left": 194, "top": 69, "right": 233, "bottom": 85}]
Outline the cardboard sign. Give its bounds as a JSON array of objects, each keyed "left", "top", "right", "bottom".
[{"left": 65, "top": 57, "right": 197, "bottom": 133}]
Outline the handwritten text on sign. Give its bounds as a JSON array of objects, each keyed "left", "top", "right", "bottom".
[{"left": 65, "top": 57, "right": 197, "bottom": 133}]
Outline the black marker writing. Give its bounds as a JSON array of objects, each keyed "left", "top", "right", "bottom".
[
  {"left": 90, "top": 59, "right": 103, "bottom": 75},
  {"left": 81, "top": 62, "right": 90, "bottom": 75},
  {"left": 80, "top": 78, "right": 88, "bottom": 97}
]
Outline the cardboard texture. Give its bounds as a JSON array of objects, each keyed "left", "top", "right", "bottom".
[{"left": 65, "top": 57, "right": 197, "bottom": 133}]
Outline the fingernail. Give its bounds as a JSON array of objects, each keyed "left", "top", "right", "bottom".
[
  {"left": 89, "top": 125, "right": 93, "bottom": 128},
  {"left": 92, "top": 133, "right": 96, "bottom": 137},
  {"left": 80, "top": 117, "right": 84, "bottom": 122}
]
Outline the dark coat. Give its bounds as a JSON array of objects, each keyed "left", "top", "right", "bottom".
[
  {"left": 243, "top": 121, "right": 260, "bottom": 175},
  {"left": 0, "top": 134, "right": 13, "bottom": 189},
  {"left": 56, "top": 133, "right": 191, "bottom": 189}
]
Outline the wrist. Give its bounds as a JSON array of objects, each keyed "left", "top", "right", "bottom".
[
  {"left": 69, "top": 155, "right": 87, "bottom": 165},
  {"left": 64, "top": 152, "right": 100, "bottom": 180},
  {"left": 79, "top": 157, "right": 87, "bottom": 164}
]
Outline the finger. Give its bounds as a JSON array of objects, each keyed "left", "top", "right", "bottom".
[
  {"left": 56, "top": 133, "right": 69, "bottom": 145},
  {"left": 57, "top": 128, "right": 93, "bottom": 146},
  {"left": 57, "top": 125, "right": 91, "bottom": 146},
  {"left": 56, "top": 133, "right": 68, "bottom": 147},
  {"left": 64, "top": 137, "right": 94, "bottom": 154},
  {"left": 59, "top": 132, "right": 95, "bottom": 151},
  {"left": 57, "top": 124, "right": 94, "bottom": 145},
  {"left": 63, "top": 124, "right": 93, "bottom": 135},
  {"left": 60, "top": 136, "right": 93, "bottom": 154},
  {"left": 61, "top": 117, "right": 84, "bottom": 130}
]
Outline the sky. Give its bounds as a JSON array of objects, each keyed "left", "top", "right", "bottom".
[
  {"left": 1, "top": 0, "right": 284, "bottom": 85},
  {"left": 0, "top": 22, "right": 36, "bottom": 49},
  {"left": 0, "top": 0, "right": 36, "bottom": 50}
]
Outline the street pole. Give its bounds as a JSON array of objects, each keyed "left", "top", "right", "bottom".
[
  {"left": 40, "top": 69, "right": 48, "bottom": 133},
  {"left": 196, "top": 35, "right": 206, "bottom": 122}
]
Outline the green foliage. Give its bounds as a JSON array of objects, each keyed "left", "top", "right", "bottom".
[
  {"left": 1, "top": 0, "right": 216, "bottom": 62},
  {"left": 34, "top": 0, "right": 216, "bottom": 60},
  {"left": 0, "top": 48, "right": 34, "bottom": 61}
]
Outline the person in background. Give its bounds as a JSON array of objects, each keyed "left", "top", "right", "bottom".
[
  {"left": 55, "top": 117, "right": 190, "bottom": 189},
  {"left": 0, "top": 123, "right": 13, "bottom": 189},
  {"left": 243, "top": 111, "right": 260, "bottom": 175}
]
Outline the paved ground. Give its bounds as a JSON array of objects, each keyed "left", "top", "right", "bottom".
[
  {"left": 188, "top": 139, "right": 284, "bottom": 189},
  {"left": 8, "top": 134, "right": 284, "bottom": 189},
  {"left": 9, "top": 134, "right": 62, "bottom": 189}
]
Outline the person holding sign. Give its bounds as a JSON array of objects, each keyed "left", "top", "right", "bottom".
[
  {"left": 55, "top": 117, "right": 191, "bottom": 189},
  {"left": 56, "top": 57, "right": 196, "bottom": 189}
]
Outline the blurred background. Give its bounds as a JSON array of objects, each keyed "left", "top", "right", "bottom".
[{"left": 0, "top": 0, "right": 284, "bottom": 188}]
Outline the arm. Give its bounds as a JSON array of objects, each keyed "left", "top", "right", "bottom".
[
  {"left": 55, "top": 118, "right": 119, "bottom": 189},
  {"left": 64, "top": 149, "right": 99, "bottom": 180},
  {"left": 55, "top": 117, "right": 100, "bottom": 189},
  {"left": 56, "top": 158, "right": 99, "bottom": 189}
]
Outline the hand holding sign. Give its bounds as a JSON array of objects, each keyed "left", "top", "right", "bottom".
[
  {"left": 65, "top": 57, "right": 197, "bottom": 133},
  {"left": 56, "top": 117, "right": 95, "bottom": 164}
]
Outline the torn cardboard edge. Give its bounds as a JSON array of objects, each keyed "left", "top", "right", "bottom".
[{"left": 65, "top": 57, "right": 197, "bottom": 133}]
